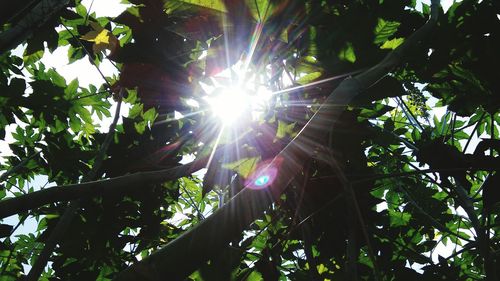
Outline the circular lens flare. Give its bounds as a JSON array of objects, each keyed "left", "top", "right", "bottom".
[
  {"left": 245, "top": 157, "right": 283, "bottom": 189},
  {"left": 254, "top": 175, "right": 270, "bottom": 186}
]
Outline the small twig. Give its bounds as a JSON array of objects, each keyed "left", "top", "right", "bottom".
[
  {"left": 463, "top": 112, "right": 486, "bottom": 154},
  {"left": 83, "top": 0, "right": 95, "bottom": 24},
  {"left": 180, "top": 183, "right": 205, "bottom": 220},
  {"left": 396, "top": 96, "right": 424, "bottom": 131},
  {"left": 61, "top": 22, "right": 114, "bottom": 92},
  {"left": 0, "top": 214, "right": 28, "bottom": 275},
  {"left": 0, "top": 151, "right": 41, "bottom": 184},
  {"left": 398, "top": 184, "right": 472, "bottom": 242},
  {"left": 451, "top": 113, "right": 456, "bottom": 147}
]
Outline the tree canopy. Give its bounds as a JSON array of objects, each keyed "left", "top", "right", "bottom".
[{"left": 0, "top": 0, "right": 499, "bottom": 280}]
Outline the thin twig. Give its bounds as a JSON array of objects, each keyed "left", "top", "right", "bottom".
[
  {"left": 180, "top": 183, "right": 205, "bottom": 220},
  {"left": 61, "top": 22, "right": 114, "bottom": 92},
  {"left": 398, "top": 184, "right": 472, "bottom": 242},
  {"left": 397, "top": 96, "right": 424, "bottom": 131},
  {"left": 463, "top": 112, "right": 486, "bottom": 154},
  {"left": 0, "top": 151, "right": 40, "bottom": 184}
]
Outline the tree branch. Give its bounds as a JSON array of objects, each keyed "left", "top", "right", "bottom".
[
  {"left": 113, "top": 2, "right": 441, "bottom": 280},
  {"left": 26, "top": 94, "right": 123, "bottom": 281},
  {"left": 0, "top": 0, "right": 70, "bottom": 54},
  {"left": 0, "top": 157, "right": 207, "bottom": 219}
]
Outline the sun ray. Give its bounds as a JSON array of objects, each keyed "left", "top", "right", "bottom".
[
  {"left": 206, "top": 123, "right": 226, "bottom": 169},
  {"left": 153, "top": 109, "right": 207, "bottom": 126},
  {"left": 270, "top": 69, "right": 366, "bottom": 96}
]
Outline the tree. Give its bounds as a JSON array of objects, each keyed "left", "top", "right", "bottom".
[{"left": 0, "top": 0, "right": 499, "bottom": 280}]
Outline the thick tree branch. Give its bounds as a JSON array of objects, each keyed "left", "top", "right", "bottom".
[
  {"left": 0, "top": 158, "right": 207, "bottom": 219},
  {"left": 113, "top": 2, "right": 441, "bottom": 280},
  {"left": 0, "top": 0, "right": 70, "bottom": 54}
]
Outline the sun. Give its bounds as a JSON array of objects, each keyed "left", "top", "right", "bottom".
[
  {"left": 206, "top": 86, "right": 251, "bottom": 125},
  {"left": 201, "top": 62, "right": 273, "bottom": 126}
]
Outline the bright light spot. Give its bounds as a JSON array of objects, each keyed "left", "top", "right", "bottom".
[
  {"left": 185, "top": 98, "right": 199, "bottom": 108},
  {"left": 201, "top": 60, "right": 273, "bottom": 125},
  {"left": 206, "top": 86, "right": 250, "bottom": 125},
  {"left": 245, "top": 157, "right": 283, "bottom": 189},
  {"left": 174, "top": 111, "right": 184, "bottom": 120},
  {"left": 254, "top": 175, "right": 270, "bottom": 186}
]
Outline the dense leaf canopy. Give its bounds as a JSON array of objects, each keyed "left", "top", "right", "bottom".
[{"left": 0, "top": 0, "right": 499, "bottom": 280}]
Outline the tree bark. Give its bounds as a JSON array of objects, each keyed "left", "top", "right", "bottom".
[
  {"left": 0, "top": 0, "right": 70, "bottom": 54},
  {"left": 0, "top": 158, "right": 207, "bottom": 219}
]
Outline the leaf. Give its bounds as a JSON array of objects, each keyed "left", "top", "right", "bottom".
[
  {"left": 338, "top": 42, "right": 356, "bottom": 63},
  {"left": 389, "top": 210, "right": 412, "bottom": 227},
  {"left": 276, "top": 120, "right": 296, "bottom": 139},
  {"left": 66, "top": 78, "right": 79, "bottom": 97},
  {"left": 143, "top": 108, "right": 158, "bottom": 122},
  {"left": 129, "top": 104, "right": 144, "bottom": 119},
  {"left": 245, "top": 270, "right": 262, "bottom": 281},
  {"left": 297, "top": 72, "right": 322, "bottom": 85},
  {"left": 248, "top": 0, "right": 273, "bottom": 22},
  {"left": 173, "top": 0, "right": 227, "bottom": 12},
  {"left": 222, "top": 157, "right": 260, "bottom": 178},
  {"left": 380, "top": 38, "right": 404, "bottom": 49},
  {"left": 374, "top": 18, "right": 400, "bottom": 45},
  {"left": 81, "top": 22, "right": 119, "bottom": 54}
]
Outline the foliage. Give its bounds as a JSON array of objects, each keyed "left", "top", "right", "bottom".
[{"left": 0, "top": 0, "right": 499, "bottom": 280}]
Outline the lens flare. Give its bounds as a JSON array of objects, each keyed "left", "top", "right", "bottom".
[
  {"left": 245, "top": 157, "right": 283, "bottom": 189},
  {"left": 254, "top": 175, "right": 270, "bottom": 186}
]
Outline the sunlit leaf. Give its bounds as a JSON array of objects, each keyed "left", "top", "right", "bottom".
[
  {"left": 222, "top": 157, "right": 260, "bottom": 178},
  {"left": 380, "top": 38, "right": 404, "bottom": 49},
  {"left": 338, "top": 42, "right": 356, "bottom": 63},
  {"left": 81, "top": 22, "right": 119, "bottom": 54},
  {"left": 374, "top": 18, "right": 400, "bottom": 45},
  {"left": 297, "top": 71, "right": 322, "bottom": 85}
]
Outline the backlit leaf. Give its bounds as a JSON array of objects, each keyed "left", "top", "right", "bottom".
[
  {"left": 222, "top": 157, "right": 260, "bottom": 178},
  {"left": 374, "top": 18, "right": 400, "bottom": 45},
  {"left": 381, "top": 37, "right": 404, "bottom": 49}
]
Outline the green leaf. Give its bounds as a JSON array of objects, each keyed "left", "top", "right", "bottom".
[
  {"left": 173, "top": 0, "right": 227, "bottom": 12},
  {"left": 245, "top": 270, "right": 262, "bottom": 281},
  {"left": 380, "top": 38, "right": 404, "bottom": 49},
  {"left": 374, "top": 18, "right": 400, "bottom": 45},
  {"left": 134, "top": 121, "right": 147, "bottom": 134},
  {"left": 297, "top": 72, "right": 322, "bottom": 85},
  {"left": 222, "top": 157, "right": 260, "bottom": 178},
  {"left": 389, "top": 210, "right": 412, "bottom": 227},
  {"left": 276, "top": 120, "right": 296, "bottom": 139},
  {"left": 338, "top": 42, "right": 356, "bottom": 63},
  {"left": 65, "top": 78, "right": 79, "bottom": 97},
  {"left": 248, "top": 0, "right": 273, "bottom": 22},
  {"left": 129, "top": 104, "right": 143, "bottom": 119},
  {"left": 143, "top": 108, "right": 158, "bottom": 122},
  {"left": 23, "top": 50, "right": 44, "bottom": 65},
  {"left": 69, "top": 116, "right": 82, "bottom": 132}
]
